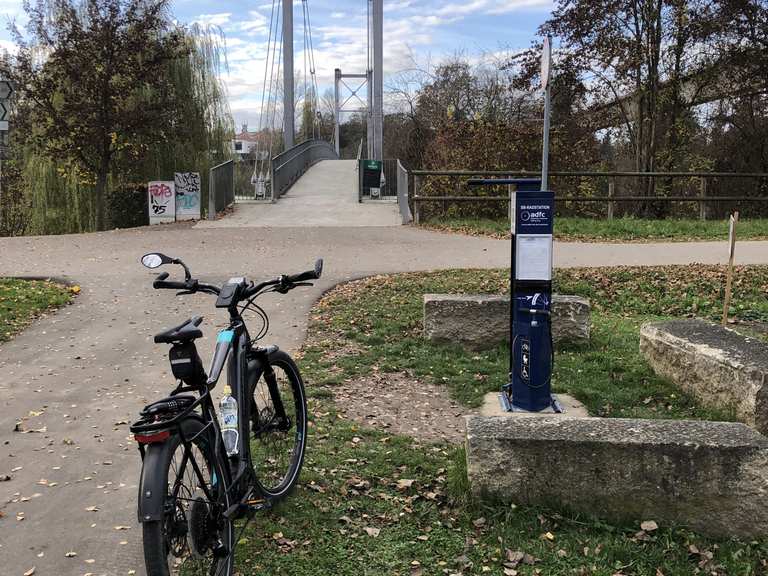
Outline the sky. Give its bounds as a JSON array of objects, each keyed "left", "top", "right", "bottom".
[{"left": 0, "top": 0, "right": 555, "bottom": 128}]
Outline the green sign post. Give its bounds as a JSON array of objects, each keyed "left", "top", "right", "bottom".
[{"left": 362, "top": 160, "right": 383, "bottom": 189}]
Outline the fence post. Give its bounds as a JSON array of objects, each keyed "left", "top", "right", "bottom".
[
  {"left": 208, "top": 167, "right": 215, "bottom": 220},
  {"left": 607, "top": 177, "right": 615, "bottom": 220},
  {"left": 699, "top": 177, "right": 708, "bottom": 221},
  {"left": 414, "top": 175, "right": 421, "bottom": 225}
]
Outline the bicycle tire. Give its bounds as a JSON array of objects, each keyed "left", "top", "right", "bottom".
[
  {"left": 249, "top": 350, "right": 308, "bottom": 500},
  {"left": 140, "top": 418, "right": 234, "bottom": 576}
]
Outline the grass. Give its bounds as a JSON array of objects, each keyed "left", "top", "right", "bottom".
[
  {"left": 232, "top": 264, "right": 768, "bottom": 575},
  {"left": 300, "top": 265, "right": 768, "bottom": 413},
  {"left": 237, "top": 407, "right": 768, "bottom": 575},
  {"left": 0, "top": 278, "right": 74, "bottom": 342},
  {"left": 421, "top": 216, "right": 768, "bottom": 242}
]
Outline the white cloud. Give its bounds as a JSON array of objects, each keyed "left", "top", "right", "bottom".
[
  {"left": 239, "top": 11, "right": 269, "bottom": 36},
  {"left": 435, "top": 0, "right": 551, "bottom": 17},
  {"left": 330, "top": 12, "right": 346, "bottom": 19},
  {"left": 194, "top": 13, "right": 232, "bottom": 27}
]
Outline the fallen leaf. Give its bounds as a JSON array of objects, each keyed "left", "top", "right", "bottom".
[
  {"left": 85, "top": 506, "right": 99, "bottom": 512},
  {"left": 396, "top": 479, "right": 415, "bottom": 491},
  {"left": 24, "top": 568, "right": 36, "bottom": 576},
  {"left": 64, "top": 551, "right": 77, "bottom": 558},
  {"left": 506, "top": 549, "right": 524, "bottom": 566},
  {"left": 640, "top": 520, "right": 658, "bottom": 532},
  {"left": 363, "top": 527, "right": 380, "bottom": 538}
]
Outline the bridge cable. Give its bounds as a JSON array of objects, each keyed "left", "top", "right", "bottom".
[{"left": 252, "top": 0, "right": 278, "bottom": 191}]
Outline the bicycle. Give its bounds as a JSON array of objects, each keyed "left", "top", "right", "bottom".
[{"left": 130, "top": 252, "right": 323, "bottom": 576}]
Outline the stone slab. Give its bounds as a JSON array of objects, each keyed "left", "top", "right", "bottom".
[
  {"left": 466, "top": 415, "right": 768, "bottom": 538},
  {"left": 424, "top": 294, "right": 590, "bottom": 351},
  {"left": 640, "top": 319, "right": 768, "bottom": 434},
  {"left": 480, "top": 392, "right": 589, "bottom": 418}
]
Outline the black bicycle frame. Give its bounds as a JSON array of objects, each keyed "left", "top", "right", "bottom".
[{"left": 213, "top": 311, "right": 289, "bottom": 505}]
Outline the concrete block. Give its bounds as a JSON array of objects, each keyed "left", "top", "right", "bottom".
[
  {"left": 479, "top": 392, "right": 589, "bottom": 418},
  {"left": 466, "top": 415, "right": 768, "bottom": 538},
  {"left": 424, "top": 294, "right": 590, "bottom": 351},
  {"left": 640, "top": 319, "right": 768, "bottom": 434}
]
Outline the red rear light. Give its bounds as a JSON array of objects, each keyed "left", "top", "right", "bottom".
[{"left": 134, "top": 430, "right": 171, "bottom": 444}]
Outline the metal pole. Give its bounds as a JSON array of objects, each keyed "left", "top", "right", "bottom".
[
  {"left": 508, "top": 185, "right": 516, "bottom": 386},
  {"left": 208, "top": 167, "right": 215, "bottom": 220},
  {"left": 541, "top": 85, "right": 551, "bottom": 191},
  {"left": 282, "top": 0, "right": 294, "bottom": 150},
  {"left": 334, "top": 68, "right": 341, "bottom": 155},
  {"left": 372, "top": 0, "right": 383, "bottom": 160},
  {"left": 366, "top": 69, "right": 373, "bottom": 159}
]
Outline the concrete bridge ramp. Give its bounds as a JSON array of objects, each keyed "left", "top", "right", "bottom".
[{"left": 198, "top": 160, "right": 401, "bottom": 228}]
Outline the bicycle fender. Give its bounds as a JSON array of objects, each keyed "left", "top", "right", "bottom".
[{"left": 137, "top": 416, "right": 208, "bottom": 523}]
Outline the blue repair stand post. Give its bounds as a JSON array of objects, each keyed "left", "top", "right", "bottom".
[{"left": 466, "top": 178, "right": 562, "bottom": 413}]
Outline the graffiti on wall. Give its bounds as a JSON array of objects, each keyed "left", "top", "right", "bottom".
[
  {"left": 148, "top": 181, "right": 176, "bottom": 224},
  {"left": 174, "top": 172, "right": 201, "bottom": 220}
]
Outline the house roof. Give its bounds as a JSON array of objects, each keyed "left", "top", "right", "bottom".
[{"left": 234, "top": 131, "right": 267, "bottom": 143}]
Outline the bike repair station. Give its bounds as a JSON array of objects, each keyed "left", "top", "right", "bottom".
[{"left": 468, "top": 36, "right": 561, "bottom": 413}]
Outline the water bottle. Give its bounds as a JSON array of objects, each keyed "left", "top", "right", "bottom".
[{"left": 219, "top": 385, "right": 239, "bottom": 456}]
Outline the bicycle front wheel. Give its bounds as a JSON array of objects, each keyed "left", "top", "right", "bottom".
[
  {"left": 249, "top": 350, "right": 307, "bottom": 500},
  {"left": 140, "top": 418, "right": 234, "bottom": 576}
]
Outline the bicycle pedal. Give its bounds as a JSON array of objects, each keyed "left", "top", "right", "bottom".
[{"left": 246, "top": 498, "right": 271, "bottom": 512}]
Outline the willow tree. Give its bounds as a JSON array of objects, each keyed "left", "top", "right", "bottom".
[{"left": 8, "top": 0, "right": 186, "bottom": 230}]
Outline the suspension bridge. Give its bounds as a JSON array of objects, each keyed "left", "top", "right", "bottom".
[{"left": 211, "top": 0, "right": 403, "bottom": 228}]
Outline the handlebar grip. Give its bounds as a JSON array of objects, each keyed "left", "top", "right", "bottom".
[
  {"left": 285, "top": 258, "right": 324, "bottom": 283},
  {"left": 286, "top": 270, "right": 316, "bottom": 283},
  {"left": 153, "top": 272, "right": 170, "bottom": 289}
]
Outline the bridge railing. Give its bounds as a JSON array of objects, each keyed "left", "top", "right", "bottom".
[
  {"left": 407, "top": 169, "right": 768, "bottom": 223},
  {"left": 271, "top": 139, "right": 339, "bottom": 201},
  {"left": 207, "top": 159, "right": 235, "bottom": 220}
]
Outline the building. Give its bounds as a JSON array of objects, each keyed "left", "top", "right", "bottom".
[{"left": 232, "top": 125, "right": 270, "bottom": 160}]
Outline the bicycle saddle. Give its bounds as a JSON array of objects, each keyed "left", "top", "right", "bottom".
[{"left": 154, "top": 316, "right": 203, "bottom": 344}]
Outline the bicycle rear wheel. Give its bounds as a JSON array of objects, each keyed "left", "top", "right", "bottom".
[
  {"left": 140, "top": 419, "right": 234, "bottom": 576},
  {"left": 249, "top": 350, "right": 307, "bottom": 499}
]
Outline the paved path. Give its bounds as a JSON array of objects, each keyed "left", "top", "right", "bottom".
[
  {"left": 2, "top": 224, "right": 768, "bottom": 576},
  {"left": 198, "top": 160, "right": 401, "bottom": 228}
]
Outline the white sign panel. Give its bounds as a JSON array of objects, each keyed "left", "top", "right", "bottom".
[
  {"left": 174, "top": 172, "right": 201, "bottom": 220},
  {"left": 541, "top": 36, "right": 552, "bottom": 90},
  {"left": 516, "top": 234, "right": 553, "bottom": 281},
  {"left": 148, "top": 181, "right": 176, "bottom": 224}
]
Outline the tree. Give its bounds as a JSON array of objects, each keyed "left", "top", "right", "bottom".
[
  {"left": 7, "top": 0, "right": 185, "bottom": 230},
  {"left": 531, "top": 0, "right": 722, "bottom": 208}
]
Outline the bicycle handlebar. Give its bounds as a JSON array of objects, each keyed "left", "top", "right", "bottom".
[{"left": 151, "top": 258, "right": 323, "bottom": 302}]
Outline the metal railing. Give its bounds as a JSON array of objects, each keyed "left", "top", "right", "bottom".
[
  {"left": 409, "top": 169, "right": 768, "bottom": 223},
  {"left": 271, "top": 139, "right": 339, "bottom": 200},
  {"left": 207, "top": 160, "right": 235, "bottom": 220},
  {"left": 397, "top": 160, "right": 413, "bottom": 224}
]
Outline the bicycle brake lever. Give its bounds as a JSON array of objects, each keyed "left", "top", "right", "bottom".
[{"left": 176, "top": 290, "right": 195, "bottom": 296}]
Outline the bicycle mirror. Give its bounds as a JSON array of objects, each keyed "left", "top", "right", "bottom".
[{"left": 141, "top": 253, "right": 173, "bottom": 269}]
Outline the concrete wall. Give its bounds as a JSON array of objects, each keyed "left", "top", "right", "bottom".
[
  {"left": 424, "top": 294, "right": 590, "bottom": 351},
  {"left": 640, "top": 319, "right": 768, "bottom": 434},
  {"left": 466, "top": 415, "right": 768, "bottom": 538}
]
